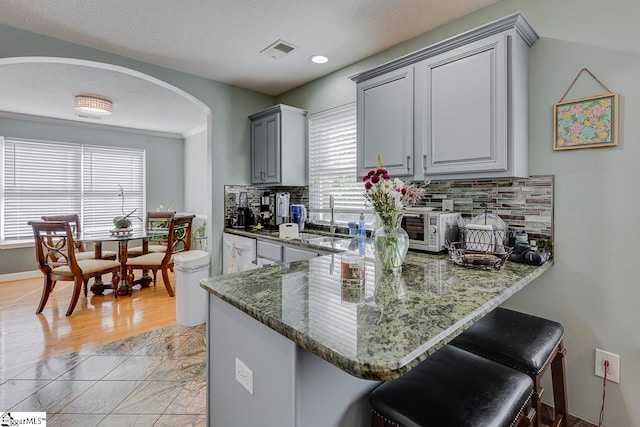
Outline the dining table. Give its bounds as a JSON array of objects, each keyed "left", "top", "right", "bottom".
[{"left": 77, "top": 228, "right": 168, "bottom": 296}]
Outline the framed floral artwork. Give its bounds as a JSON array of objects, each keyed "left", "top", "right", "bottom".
[{"left": 553, "top": 93, "right": 618, "bottom": 150}]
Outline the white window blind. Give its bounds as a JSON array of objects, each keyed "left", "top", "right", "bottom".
[
  {"left": 1, "top": 137, "right": 145, "bottom": 244},
  {"left": 308, "top": 103, "right": 368, "bottom": 224},
  {"left": 82, "top": 145, "right": 145, "bottom": 233},
  {"left": 1, "top": 138, "right": 82, "bottom": 242}
]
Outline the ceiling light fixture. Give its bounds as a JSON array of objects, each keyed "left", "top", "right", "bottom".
[
  {"left": 310, "top": 55, "right": 328, "bottom": 64},
  {"left": 74, "top": 95, "right": 113, "bottom": 116}
]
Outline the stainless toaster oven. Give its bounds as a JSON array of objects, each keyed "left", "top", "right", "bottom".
[{"left": 401, "top": 208, "right": 460, "bottom": 252}]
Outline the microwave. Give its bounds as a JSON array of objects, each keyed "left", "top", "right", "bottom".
[{"left": 401, "top": 208, "right": 461, "bottom": 252}]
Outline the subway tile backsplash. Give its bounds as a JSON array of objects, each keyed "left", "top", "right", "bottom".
[{"left": 224, "top": 175, "right": 554, "bottom": 245}]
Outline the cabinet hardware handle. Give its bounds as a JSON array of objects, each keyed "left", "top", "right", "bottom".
[
  {"left": 406, "top": 155, "right": 411, "bottom": 171},
  {"left": 423, "top": 154, "right": 427, "bottom": 170}
]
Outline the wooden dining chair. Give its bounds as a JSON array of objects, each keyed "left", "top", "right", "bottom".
[
  {"left": 29, "top": 220, "right": 121, "bottom": 316},
  {"left": 41, "top": 214, "right": 117, "bottom": 261},
  {"left": 127, "top": 211, "right": 176, "bottom": 257},
  {"left": 126, "top": 214, "right": 194, "bottom": 297}
]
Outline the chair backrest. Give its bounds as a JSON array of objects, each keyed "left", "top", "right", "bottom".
[
  {"left": 41, "top": 214, "right": 84, "bottom": 251},
  {"left": 145, "top": 211, "right": 175, "bottom": 247},
  {"left": 171, "top": 214, "right": 195, "bottom": 255},
  {"left": 29, "top": 220, "right": 81, "bottom": 276}
]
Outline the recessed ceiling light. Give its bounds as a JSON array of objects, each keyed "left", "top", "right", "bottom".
[
  {"left": 310, "top": 55, "right": 328, "bottom": 64},
  {"left": 74, "top": 95, "right": 113, "bottom": 116}
]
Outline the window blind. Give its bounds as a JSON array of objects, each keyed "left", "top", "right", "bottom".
[
  {"left": 1, "top": 137, "right": 145, "bottom": 244},
  {"left": 82, "top": 145, "right": 145, "bottom": 233},
  {"left": 308, "top": 103, "right": 369, "bottom": 224}
]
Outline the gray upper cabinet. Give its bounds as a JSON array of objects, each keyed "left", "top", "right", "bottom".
[
  {"left": 352, "top": 12, "right": 538, "bottom": 181},
  {"left": 250, "top": 105, "right": 307, "bottom": 186},
  {"left": 356, "top": 65, "right": 414, "bottom": 177}
]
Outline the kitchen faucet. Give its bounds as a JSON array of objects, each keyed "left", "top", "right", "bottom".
[{"left": 329, "top": 195, "right": 336, "bottom": 234}]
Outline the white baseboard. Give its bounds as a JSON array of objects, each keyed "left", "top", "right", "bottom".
[{"left": 0, "top": 270, "right": 41, "bottom": 282}]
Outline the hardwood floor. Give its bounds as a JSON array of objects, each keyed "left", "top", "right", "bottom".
[{"left": 0, "top": 274, "right": 177, "bottom": 380}]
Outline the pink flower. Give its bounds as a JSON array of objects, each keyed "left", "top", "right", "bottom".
[
  {"left": 590, "top": 104, "right": 607, "bottom": 117},
  {"left": 382, "top": 174, "right": 390, "bottom": 180},
  {"left": 569, "top": 104, "right": 584, "bottom": 115},
  {"left": 364, "top": 182, "right": 373, "bottom": 190},
  {"left": 401, "top": 188, "right": 407, "bottom": 195},
  {"left": 376, "top": 168, "right": 387, "bottom": 175},
  {"left": 362, "top": 175, "right": 369, "bottom": 182},
  {"left": 569, "top": 122, "right": 585, "bottom": 135},
  {"left": 367, "top": 170, "right": 375, "bottom": 177},
  {"left": 371, "top": 175, "right": 380, "bottom": 184}
]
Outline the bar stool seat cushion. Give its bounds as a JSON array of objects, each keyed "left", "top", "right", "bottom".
[
  {"left": 451, "top": 307, "right": 564, "bottom": 375},
  {"left": 369, "top": 345, "right": 533, "bottom": 427}
]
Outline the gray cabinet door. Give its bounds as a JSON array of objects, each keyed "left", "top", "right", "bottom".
[
  {"left": 251, "top": 118, "right": 266, "bottom": 183},
  {"left": 416, "top": 33, "right": 507, "bottom": 176},
  {"left": 357, "top": 65, "right": 414, "bottom": 178},
  {"left": 251, "top": 112, "right": 281, "bottom": 184}
]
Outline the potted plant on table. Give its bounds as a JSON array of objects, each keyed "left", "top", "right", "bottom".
[{"left": 113, "top": 184, "right": 141, "bottom": 232}]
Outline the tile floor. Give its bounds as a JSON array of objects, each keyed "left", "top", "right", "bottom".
[
  {"left": 0, "top": 323, "right": 206, "bottom": 426},
  {"left": 1, "top": 320, "right": 598, "bottom": 427}
]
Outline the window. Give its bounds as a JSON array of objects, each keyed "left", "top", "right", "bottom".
[
  {"left": 1, "top": 137, "right": 145, "bottom": 245},
  {"left": 308, "top": 103, "right": 369, "bottom": 225}
]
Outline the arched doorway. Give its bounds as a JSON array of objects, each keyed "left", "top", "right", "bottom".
[{"left": 0, "top": 56, "right": 214, "bottom": 261}]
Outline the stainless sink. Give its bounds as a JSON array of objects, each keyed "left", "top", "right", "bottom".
[
  {"left": 306, "top": 236, "right": 334, "bottom": 244},
  {"left": 298, "top": 232, "right": 324, "bottom": 240}
]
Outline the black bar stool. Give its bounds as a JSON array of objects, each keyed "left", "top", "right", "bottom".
[
  {"left": 451, "top": 307, "right": 568, "bottom": 427},
  {"left": 369, "top": 345, "right": 536, "bottom": 427}
]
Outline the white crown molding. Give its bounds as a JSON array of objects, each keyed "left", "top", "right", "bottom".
[
  {"left": 183, "top": 124, "right": 207, "bottom": 138},
  {"left": 0, "top": 110, "right": 185, "bottom": 139}
]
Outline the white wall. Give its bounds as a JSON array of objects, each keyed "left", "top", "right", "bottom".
[
  {"left": 184, "top": 128, "right": 208, "bottom": 217},
  {"left": 279, "top": 0, "right": 640, "bottom": 425}
]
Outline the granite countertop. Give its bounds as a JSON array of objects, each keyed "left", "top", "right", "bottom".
[
  {"left": 224, "top": 227, "right": 364, "bottom": 254},
  {"left": 201, "top": 246, "right": 553, "bottom": 381}
]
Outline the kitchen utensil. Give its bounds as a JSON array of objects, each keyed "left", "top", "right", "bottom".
[{"left": 279, "top": 222, "right": 299, "bottom": 239}]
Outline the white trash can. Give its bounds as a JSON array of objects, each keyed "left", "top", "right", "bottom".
[{"left": 174, "top": 250, "right": 210, "bottom": 326}]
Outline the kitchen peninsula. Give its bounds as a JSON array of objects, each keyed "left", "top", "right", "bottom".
[{"left": 201, "top": 245, "right": 552, "bottom": 427}]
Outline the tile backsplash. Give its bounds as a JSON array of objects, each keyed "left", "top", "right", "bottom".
[
  {"left": 224, "top": 175, "right": 554, "bottom": 244},
  {"left": 417, "top": 175, "right": 554, "bottom": 242}
]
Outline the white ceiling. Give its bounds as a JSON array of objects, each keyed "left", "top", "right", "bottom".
[{"left": 0, "top": 0, "right": 498, "bottom": 135}]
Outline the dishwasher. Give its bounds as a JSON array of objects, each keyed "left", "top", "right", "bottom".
[{"left": 222, "top": 233, "right": 258, "bottom": 274}]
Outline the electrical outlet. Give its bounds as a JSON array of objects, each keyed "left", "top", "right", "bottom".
[
  {"left": 235, "top": 357, "right": 254, "bottom": 394},
  {"left": 595, "top": 349, "right": 620, "bottom": 383}
]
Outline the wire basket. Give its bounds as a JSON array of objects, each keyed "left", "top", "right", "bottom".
[{"left": 445, "top": 226, "right": 512, "bottom": 271}]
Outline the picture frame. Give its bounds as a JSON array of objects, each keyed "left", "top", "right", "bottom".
[{"left": 553, "top": 93, "right": 618, "bottom": 150}]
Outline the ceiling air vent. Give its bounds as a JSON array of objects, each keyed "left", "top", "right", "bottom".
[{"left": 260, "top": 39, "right": 298, "bottom": 60}]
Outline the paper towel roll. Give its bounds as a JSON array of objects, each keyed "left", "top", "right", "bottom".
[{"left": 465, "top": 224, "right": 494, "bottom": 251}]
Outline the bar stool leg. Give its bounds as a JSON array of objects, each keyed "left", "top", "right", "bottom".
[
  {"left": 532, "top": 375, "right": 543, "bottom": 427},
  {"left": 371, "top": 412, "right": 388, "bottom": 427},
  {"left": 551, "top": 340, "right": 569, "bottom": 427}
]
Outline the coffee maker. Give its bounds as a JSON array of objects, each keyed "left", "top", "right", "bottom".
[
  {"left": 231, "top": 191, "right": 253, "bottom": 229},
  {"left": 259, "top": 192, "right": 290, "bottom": 229},
  {"left": 274, "top": 192, "right": 290, "bottom": 226}
]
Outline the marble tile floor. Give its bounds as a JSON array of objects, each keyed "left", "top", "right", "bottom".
[
  {"left": 1, "top": 320, "right": 598, "bottom": 427},
  {"left": 0, "top": 323, "right": 206, "bottom": 426}
]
